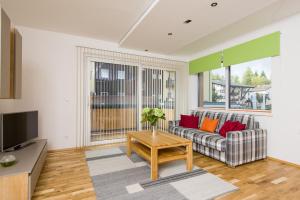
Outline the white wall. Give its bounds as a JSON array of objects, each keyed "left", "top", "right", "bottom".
[
  {"left": 0, "top": 26, "right": 188, "bottom": 150},
  {"left": 188, "top": 13, "right": 300, "bottom": 165}
]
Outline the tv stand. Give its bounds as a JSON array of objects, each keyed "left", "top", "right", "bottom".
[
  {"left": 5, "top": 141, "right": 36, "bottom": 152},
  {"left": 0, "top": 139, "right": 47, "bottom": 200}
]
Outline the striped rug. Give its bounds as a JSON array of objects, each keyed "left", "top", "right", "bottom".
[{"left": 85, "top": 146, "right": 238, "bottom": 200}]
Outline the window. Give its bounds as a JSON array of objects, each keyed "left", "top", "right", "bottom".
[
  {"left": 203, "top": 68, "right": 226, "bottom": 108},
  {"left": 100, "top": 68, "right": 109, "bottom": 79},
  {"left": 117, "top": 70, "right": 125, "bottom": 80},
  {"left": 199, "top": 57, "right": 272, "bottom": 111},
  {"left": 229, "top": 58, "right": 272, "bottom": 110}
]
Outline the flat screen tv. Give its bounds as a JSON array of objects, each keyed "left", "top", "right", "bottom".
[{"left": 0, "top": 111, "right": 38, "bottom": 151}]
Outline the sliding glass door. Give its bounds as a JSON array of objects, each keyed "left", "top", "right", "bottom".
[
  {"left": 142, "top": 68, "right": 176, "bottom": 131},
  {"left": 90, "top": 62, "right": 138, "bottom": 142},
  {"left": 89, "top": 62, "right": 176, "bottom": 143}
]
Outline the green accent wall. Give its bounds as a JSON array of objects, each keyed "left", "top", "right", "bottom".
[
  {"left": 189, "top": 51, "right": 222, "bottom": 74},
  {"left": 223, "top": 32, "right": 280, "bottom": 67}
]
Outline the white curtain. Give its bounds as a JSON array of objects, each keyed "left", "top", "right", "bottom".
[{"left": 76, "top": 46, "right": 188, "bottom": 148}]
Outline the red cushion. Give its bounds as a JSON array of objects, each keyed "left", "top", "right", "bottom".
[
  {"left": 219, "top": 121, "right": 246, "bottom": 137},
  {"left": 179, "top": 115, "right": 199, "bottom": 129},
  {"left": 233, "top": 122, "right": 246, "bottom": 131}
]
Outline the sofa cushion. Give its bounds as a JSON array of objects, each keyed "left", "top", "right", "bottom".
[
  {"left": 179, "top": 115, "right": 199, "bottom": 129},
  {"left": 169, "top": 125, "right": 226, "bottom": 151},
  {"left": 169, "top": 126, "right": 199, "bottom": 141},
  {"left": 192, "top": 131, "right": 226, "bottom": 152},
  {"left": 200, "top": 117, "right": 219, "bottom": 133}
]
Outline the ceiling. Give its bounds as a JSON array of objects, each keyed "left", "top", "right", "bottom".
[{"left": 1, "top": 0, "right": 299, "bottom": 58}]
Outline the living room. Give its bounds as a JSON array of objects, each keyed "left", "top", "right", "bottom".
[{"left": 0, "top": 0, "right": 299, "bottom": 200}]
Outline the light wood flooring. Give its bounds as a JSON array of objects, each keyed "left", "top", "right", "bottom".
[{"left": 33, "top": 143, "right": 300, "bottom": 200}]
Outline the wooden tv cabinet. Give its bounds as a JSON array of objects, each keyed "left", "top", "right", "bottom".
[{"left": 0, "top": 139, "right": 47, "bottom": 200}]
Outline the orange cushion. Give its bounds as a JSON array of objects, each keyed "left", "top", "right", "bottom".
[{"left": 200, "top": 117, "right": 219, "bottom": 133}]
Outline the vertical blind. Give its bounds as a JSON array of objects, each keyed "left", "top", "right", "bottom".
[
  {"left": 142, "top": 68, "right": 176, "bottom": 131},
  {"left": 90, "top": 62, "right": 138, "bottom": 142},
  {"left": 76, "top": 47, "right": 186, "bottom": 147}
]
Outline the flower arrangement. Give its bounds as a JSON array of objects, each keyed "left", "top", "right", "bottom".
[{"left": 141, "top": 107, "right": 166, "bottom": 127}]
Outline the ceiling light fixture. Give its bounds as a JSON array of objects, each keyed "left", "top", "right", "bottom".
[
  {"left": 168, "top": 32, "right": 173, "bottom": 36},
  {"left": 211, "top": 2, "right": 218, "bottom": 7},
  {"left": 184, "top": 19, "right": 192, "bottom": 24}
]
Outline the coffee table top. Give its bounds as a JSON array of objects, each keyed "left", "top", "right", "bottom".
[{"left": 128, "top": 130, "right": 191, "bottom": 149}]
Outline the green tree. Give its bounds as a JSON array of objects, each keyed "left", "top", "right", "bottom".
[
  {"left": 242, "top": 67, "right": 254, "bottom": 85},
  {"left": 231, "top": 75, "right": 240, "bottom": 84},
  {"left": 211, "top": 73, "right": 224, "bottom": 81}
]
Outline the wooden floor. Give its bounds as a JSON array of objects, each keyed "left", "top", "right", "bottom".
[{"left": 33, "top": 144, "right": 300, "bottom": 200}]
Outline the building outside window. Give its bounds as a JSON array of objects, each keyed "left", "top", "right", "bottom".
[{"left": 203, "top": 68, "right": 226, "bottom": 108}]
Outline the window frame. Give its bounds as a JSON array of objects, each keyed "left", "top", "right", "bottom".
[{"left": 199, "top": 58, "right": 272, "bottom": 114}]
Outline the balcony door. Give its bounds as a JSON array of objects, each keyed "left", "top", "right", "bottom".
[
  {"left": 89, "top": 62, "right": 176, "bottom": 144},
  {"left": 142, "top": 68, "right": 176, "bottom": 131},
  {"left": 90, "top": 62, "right": 138, "bottom": 143}
]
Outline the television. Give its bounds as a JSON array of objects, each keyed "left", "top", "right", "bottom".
[{"left": 0, "top": 111, "right": 38, "bottom": 152}]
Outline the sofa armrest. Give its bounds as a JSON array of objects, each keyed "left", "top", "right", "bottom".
[{"left": 226, "top": 129, "right": 267, "bottom": 167}]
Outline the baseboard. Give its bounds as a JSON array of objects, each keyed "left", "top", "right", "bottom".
[{"left": 267, "top": 156, "right": 300, "bottom": 168}]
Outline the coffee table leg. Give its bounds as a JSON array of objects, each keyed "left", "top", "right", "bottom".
[
  {"left": 151, "top": 147, "right": 158, "bottom": 180},
  {"left": 186, "top": 143, "right": 193, "bottom": 171},
  {"left": 127, "top": 134, "right": 132, "bottom": 157}
]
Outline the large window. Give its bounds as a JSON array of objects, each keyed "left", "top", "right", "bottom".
[
  {"left": 200, "top": 57, "right": 272, "bottom": 111},
  {"left": 229, "top": 58, "right": 272, "bottom": 110},
  {"left": 203, "top": 68, "right": 226, "bottom": 108}
]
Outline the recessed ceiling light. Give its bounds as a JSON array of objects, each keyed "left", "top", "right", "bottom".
[
  {"left": 211, "top": 2, "right": 218, "bottom": 7},
  {"left": 168, "top": 32, "right": 173, "bottom": 36},
  {"left": 184, "top": 19, "right": 192, "bottom": 24}
]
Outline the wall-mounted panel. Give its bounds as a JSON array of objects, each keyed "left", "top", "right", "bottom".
[{"left": 0, "top": 8, "right": 12, "bottom": 98}]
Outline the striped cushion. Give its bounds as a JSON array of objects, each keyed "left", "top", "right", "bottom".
[
  {"left": 192, "top": 131, "right": 226, "bottom": 152},
  {"left": 169, "top": 126, "right": 199, "bottom": 141}
]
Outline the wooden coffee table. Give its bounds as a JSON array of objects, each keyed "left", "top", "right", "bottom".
[{"left": 127, "top": 131, "right": 193, "bottom": 180}]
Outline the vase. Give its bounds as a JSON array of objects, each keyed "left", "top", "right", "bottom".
[{"left": 151, "top": 125, "right": 157, "bottom": 137}]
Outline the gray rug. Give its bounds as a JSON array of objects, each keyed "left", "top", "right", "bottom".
[{"left": 85, "top": 147, "right": 238, "bottom": 200}]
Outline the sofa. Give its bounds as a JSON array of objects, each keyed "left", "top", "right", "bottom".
[{"left": 168, "top": 110, "right": 267, "bottom": 167}]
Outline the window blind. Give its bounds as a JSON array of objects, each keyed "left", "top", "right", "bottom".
[
  {"left": 223, "top": 32, "right": 280, "bottom": 67},
  {"left": 189, "top": 51, "right": 222, "bottom": 74},
  {"left": 189, "top": 32, "right": 280, "bottom": 74}
]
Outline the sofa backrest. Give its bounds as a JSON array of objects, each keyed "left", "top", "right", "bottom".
[{"left": 191, "top": 110, "right": 256, "bottom": 133}]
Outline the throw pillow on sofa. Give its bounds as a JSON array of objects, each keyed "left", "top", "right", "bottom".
[
  {"left": 219, "top": 120, "right": 246, "bottom": 137},
  {"left": 179, "top": 115, "right": 199, "bottom": 129},
  {"left": 200, "top": 117, "right": 219, "bottom": 133}
]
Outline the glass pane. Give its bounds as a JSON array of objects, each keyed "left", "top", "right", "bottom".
[
  {"left": 229, "top": 58, "right": 272, "bottom": 110},
  {"left": 203, "top": 68, "right": 226, "bottom": 108},
  {"left": 142, "top": 68, "right": 176, "bottom": 131},
  {"left": 90, "top": 62, "right": 138, "bottom": 142}
]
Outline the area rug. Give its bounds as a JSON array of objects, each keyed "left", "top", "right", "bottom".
[{"left": 85, "top": 146, "right": 238, "bottom": 200}]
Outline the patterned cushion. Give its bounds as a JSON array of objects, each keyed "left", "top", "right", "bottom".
[
  {"left": 192, "top": 131, "right": 226, "bottom": 152},
  {"left": 168, "top": 126, "right": 199, "bottom": 141}
]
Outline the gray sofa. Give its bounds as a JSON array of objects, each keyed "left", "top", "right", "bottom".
[{"left": 168, "top": 110, "right": 267, "bottom": 167}]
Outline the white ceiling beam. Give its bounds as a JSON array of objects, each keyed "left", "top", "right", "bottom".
[{"left": 118, "top": 0, "right": 160, "bottom": 46}]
